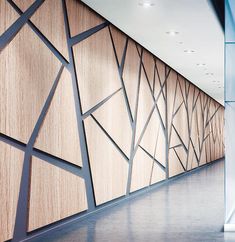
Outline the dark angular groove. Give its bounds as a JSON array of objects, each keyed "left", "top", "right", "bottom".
[
  {"left": 7, "top": 0, "right": 69, "bottom": 67},
  {"left": 1, "top": 0, "right": 45, "bottom": 52},
  {"left": 90, "top": 114, "right": 129, "bottom": 162},
  {"left": 139, "top": 145, "right": 166, "bottom": 171},
  {"left": 82, "top": 88, "right": 122, "bottom": 120},
  {"left": 70, "top": 22, "right": 109, "bottom": 46}
]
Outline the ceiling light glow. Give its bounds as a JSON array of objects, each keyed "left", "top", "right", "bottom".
[
  {"left": 139, "top": 0, "right": 155, "bottom": 7},
  {"left": 184, "top": 49, "right": 195, "bottom": 53},
  {"left": 166, "top": 31, "right": 179, "bottom": 36}
]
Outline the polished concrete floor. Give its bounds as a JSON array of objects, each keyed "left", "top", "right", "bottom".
[{"left": 31, "top": 158, "right": 235, "bottom": 242}]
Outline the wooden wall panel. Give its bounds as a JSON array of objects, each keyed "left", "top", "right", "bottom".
[
  {"left": 28, "top": 156, "right": 87, "bottom": 231},
  {"left": 135, "top": 68, "right": 155, "bottom": 145},
  {"left": 0, "top": 1, "right": 224, "bottom": 240},
  {"left": 14, "top": 0, "right": 69, "bottom": 59},
  {"left": 109, "top": 25, "right": 127, "bottom": 66},
  {"left": 84, "top": 116, "right": 128, "bottom": 205},
  {"left": 66, "top": 0, "right": 104, "bottom": 37},
  {"left": 122, "top": 39, "right": 141, "bottom": 116},
  {"left": 34, "top": 68, "right": 82, "bottom": 167},
  {"left": 0, "top": 0, "right": 18, "bottom": 35},
  {"left": 92, "top": 91, "right": 132, "bottom": 157},
  {"left": 12, "top": 0, "right": 35, "bottom": 11},
  {"left": 130, "top": 148, "right": 153, "bottom": 192},
  {"left": 151, "top": 163, "right": 166, "bottom": 185},
  {"left": 0, "top": 142, "right": 23, "bottom": 242},
  {"left": 0, "top": 24, "right": 61, "bottom": 143},
  {"left": 73, "top": 27, "right": 121, "bottom": 113}
]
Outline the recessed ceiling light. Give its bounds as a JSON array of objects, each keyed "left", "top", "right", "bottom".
[
  {"left": 166, "top": 31, "right": 179, "bottom": 36},
  {"left": 138, "top": 0, "right": 155, "bottom": 7},
  {"left": 196, "top": 63, "right": 206, "bottom": 67},
  {"left": 184, "top": 49, "right": 195, "bottom": 53}
]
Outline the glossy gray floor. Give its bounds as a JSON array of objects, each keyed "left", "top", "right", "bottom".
[{"left": 31, "top": 158, "right": 235, "bottom": 242}]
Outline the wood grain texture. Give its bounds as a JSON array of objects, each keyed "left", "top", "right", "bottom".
[
  {"left": 0, "top": 141, "right": 23, "bottom": 242},
  {"left": 12, "top": 0, "right": 69, "bottom": 59},
  {"left": 92, "top": 91, "right": 132, "bottom": 157},
  {"left": 34, "top": 68, "right": 82, "bottom": 167},
  {"left": 109, "top": 25, "right": 127, "bottom": 66},
  {"left": 0, "top": 0, "right": 19, "bottom": 36},
  {"left": 130, "top": 148, "right": 153, "bottom": 192},
  {"left": 135, "top": 67, "right": 155, "bottom": 145},
  {"left": 0, "top": 24, "right": 61, "bottom": 143},
  {"left": 122, "top": 39, "right": 141, "bottom": 116},
  {"left": 84, "top": 116, "right": 128, "bottom": 205},
  {"left": 73, "top": 27, "right": 121, "bottom": 113},
  {"left": 28, "top": 156, "right": 87, "bottom": 231},
  {"left": 151, "top": 163, "right": 166, "bottom": 185},
  {"left": 66, "top": 0, "right": 104, "bottom": 37},
  {"left": 142, "top": 49, "right": 155, "bottom": 90},
  {"left": 12, "top": 0, "right": 35, "bottom": 11}
]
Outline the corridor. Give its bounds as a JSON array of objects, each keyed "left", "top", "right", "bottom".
[{"left": 31, "top": 159, "right": 234, "bottom": 242}]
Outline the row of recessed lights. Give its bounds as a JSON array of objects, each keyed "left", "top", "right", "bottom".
[
  {"left": 165, "top": 31, "right": 223, "bottom": 87},
  {"left": 138, "top": 1, "right": 223, "bottom": 89}
]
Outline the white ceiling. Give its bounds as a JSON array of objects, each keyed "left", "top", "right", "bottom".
[{"left": 81, "top": 0, "right": 224, "bottom": 105}]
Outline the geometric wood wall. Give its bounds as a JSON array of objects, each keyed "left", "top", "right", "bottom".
[{"left": 0, "top": 0, "right": 224, "bottom": 241}]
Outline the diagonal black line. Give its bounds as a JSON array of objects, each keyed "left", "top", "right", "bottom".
[
  {"left": 0, "top": 0, "right": 45, "bottom": 52},
  {"left": 172, "top": 124, "right": 188, "bottom": 153},
  {"left": 134, "top": 105, "right": 155, "bottom": 153},
  {"left": 12, "top": 65, "right": 64, "bottom": 241},
  {"left": 120, "top": 38, "right": 129, "bottom": 76},
  {"left": 173, "top": 147, "right": 186, "bottom": 171},
  {"left": 29, "top": 66, "right": 64, "bottom": 146},
  {"left": 70, "top": 22, "right": 109, "bottom": 46},
  {"left": 189, "top": 138, "right": 200, "bottom": 165},
  {"left": 149, "top": 123, "right": 161, "bottom": 184},
  {"left": 172, "top": 101, "right": 184, "bottom": 118},
  {"left": 90, "top": 114, "right": 129, "bottom": 162},
  {"left": 62, "top": 0, "right": 96, "bottom": 211},
  {"left": 108, "top": 28, "right": 133, "bottom": 124},
  {"left": 139, "top": 145, "right": 166, "bottom": 171},
  {"left": 0, "top": 133, "right": 26, "bottom": 151},
  {"left": 82, "top": 88, "right": 122, "bottom": 119},
  {"left": 7, "top": 0, "right": 69, "bottom": 67},
  {"left": 169, "top": 144, "right": 183, "bottom": 149},
  {"left": 205, "top": 106, "right": 221, "bottom": 127},
  {"left": 140, "top": 57, "right": 166, "bottom": 132},
  {"left": 32, "top": 148, "right": 83, "bottom": 178}
]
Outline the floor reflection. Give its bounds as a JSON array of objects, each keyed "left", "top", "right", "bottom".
[{"left": 32, "top": 159, "right": 233, "bottom": 242}]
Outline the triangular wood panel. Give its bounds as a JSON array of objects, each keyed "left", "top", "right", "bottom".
[
  {"left": 66, "top": 0, "right": 105, "bottom": 37},
  {"left": 0, "top": 141, "right": 23, "bottom": 241},
  {"left": 151, "top": 163, "right": 166, "bottom": 185},
  {"left": 30, "top": 0, "right": 69, "bottom": 60},
  {"left": 130, "top": 148, "right": 153, "bottom": 192},
  {"left": 109, "top": 25, "right": 127, "bottom": 66},
  {"left": 73, "top": 27, "right": 121, "bottom": 113},
  {"left": 92, "top": 91, "right": 132, "bottom": 157},
  {"left": 122, "top": 39, "right": 141, "bottom": 117},
  {"left": 84, "top": 116, "right": 128, "bottom": 205},
  {"left": 0, "top": 1, "right": 19, "bottom": 35},
  {"left": 28, "top": 156, "right": 87, "bottom": 231},
  {"left": 34, "top": 68, "right": 82, "bottom": 167},
  {"left": 135, "top": 67, "right": 155, "bottom": 145},
  {"left": 0, "top": 24, "right": 61, "bottom": 143}
]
